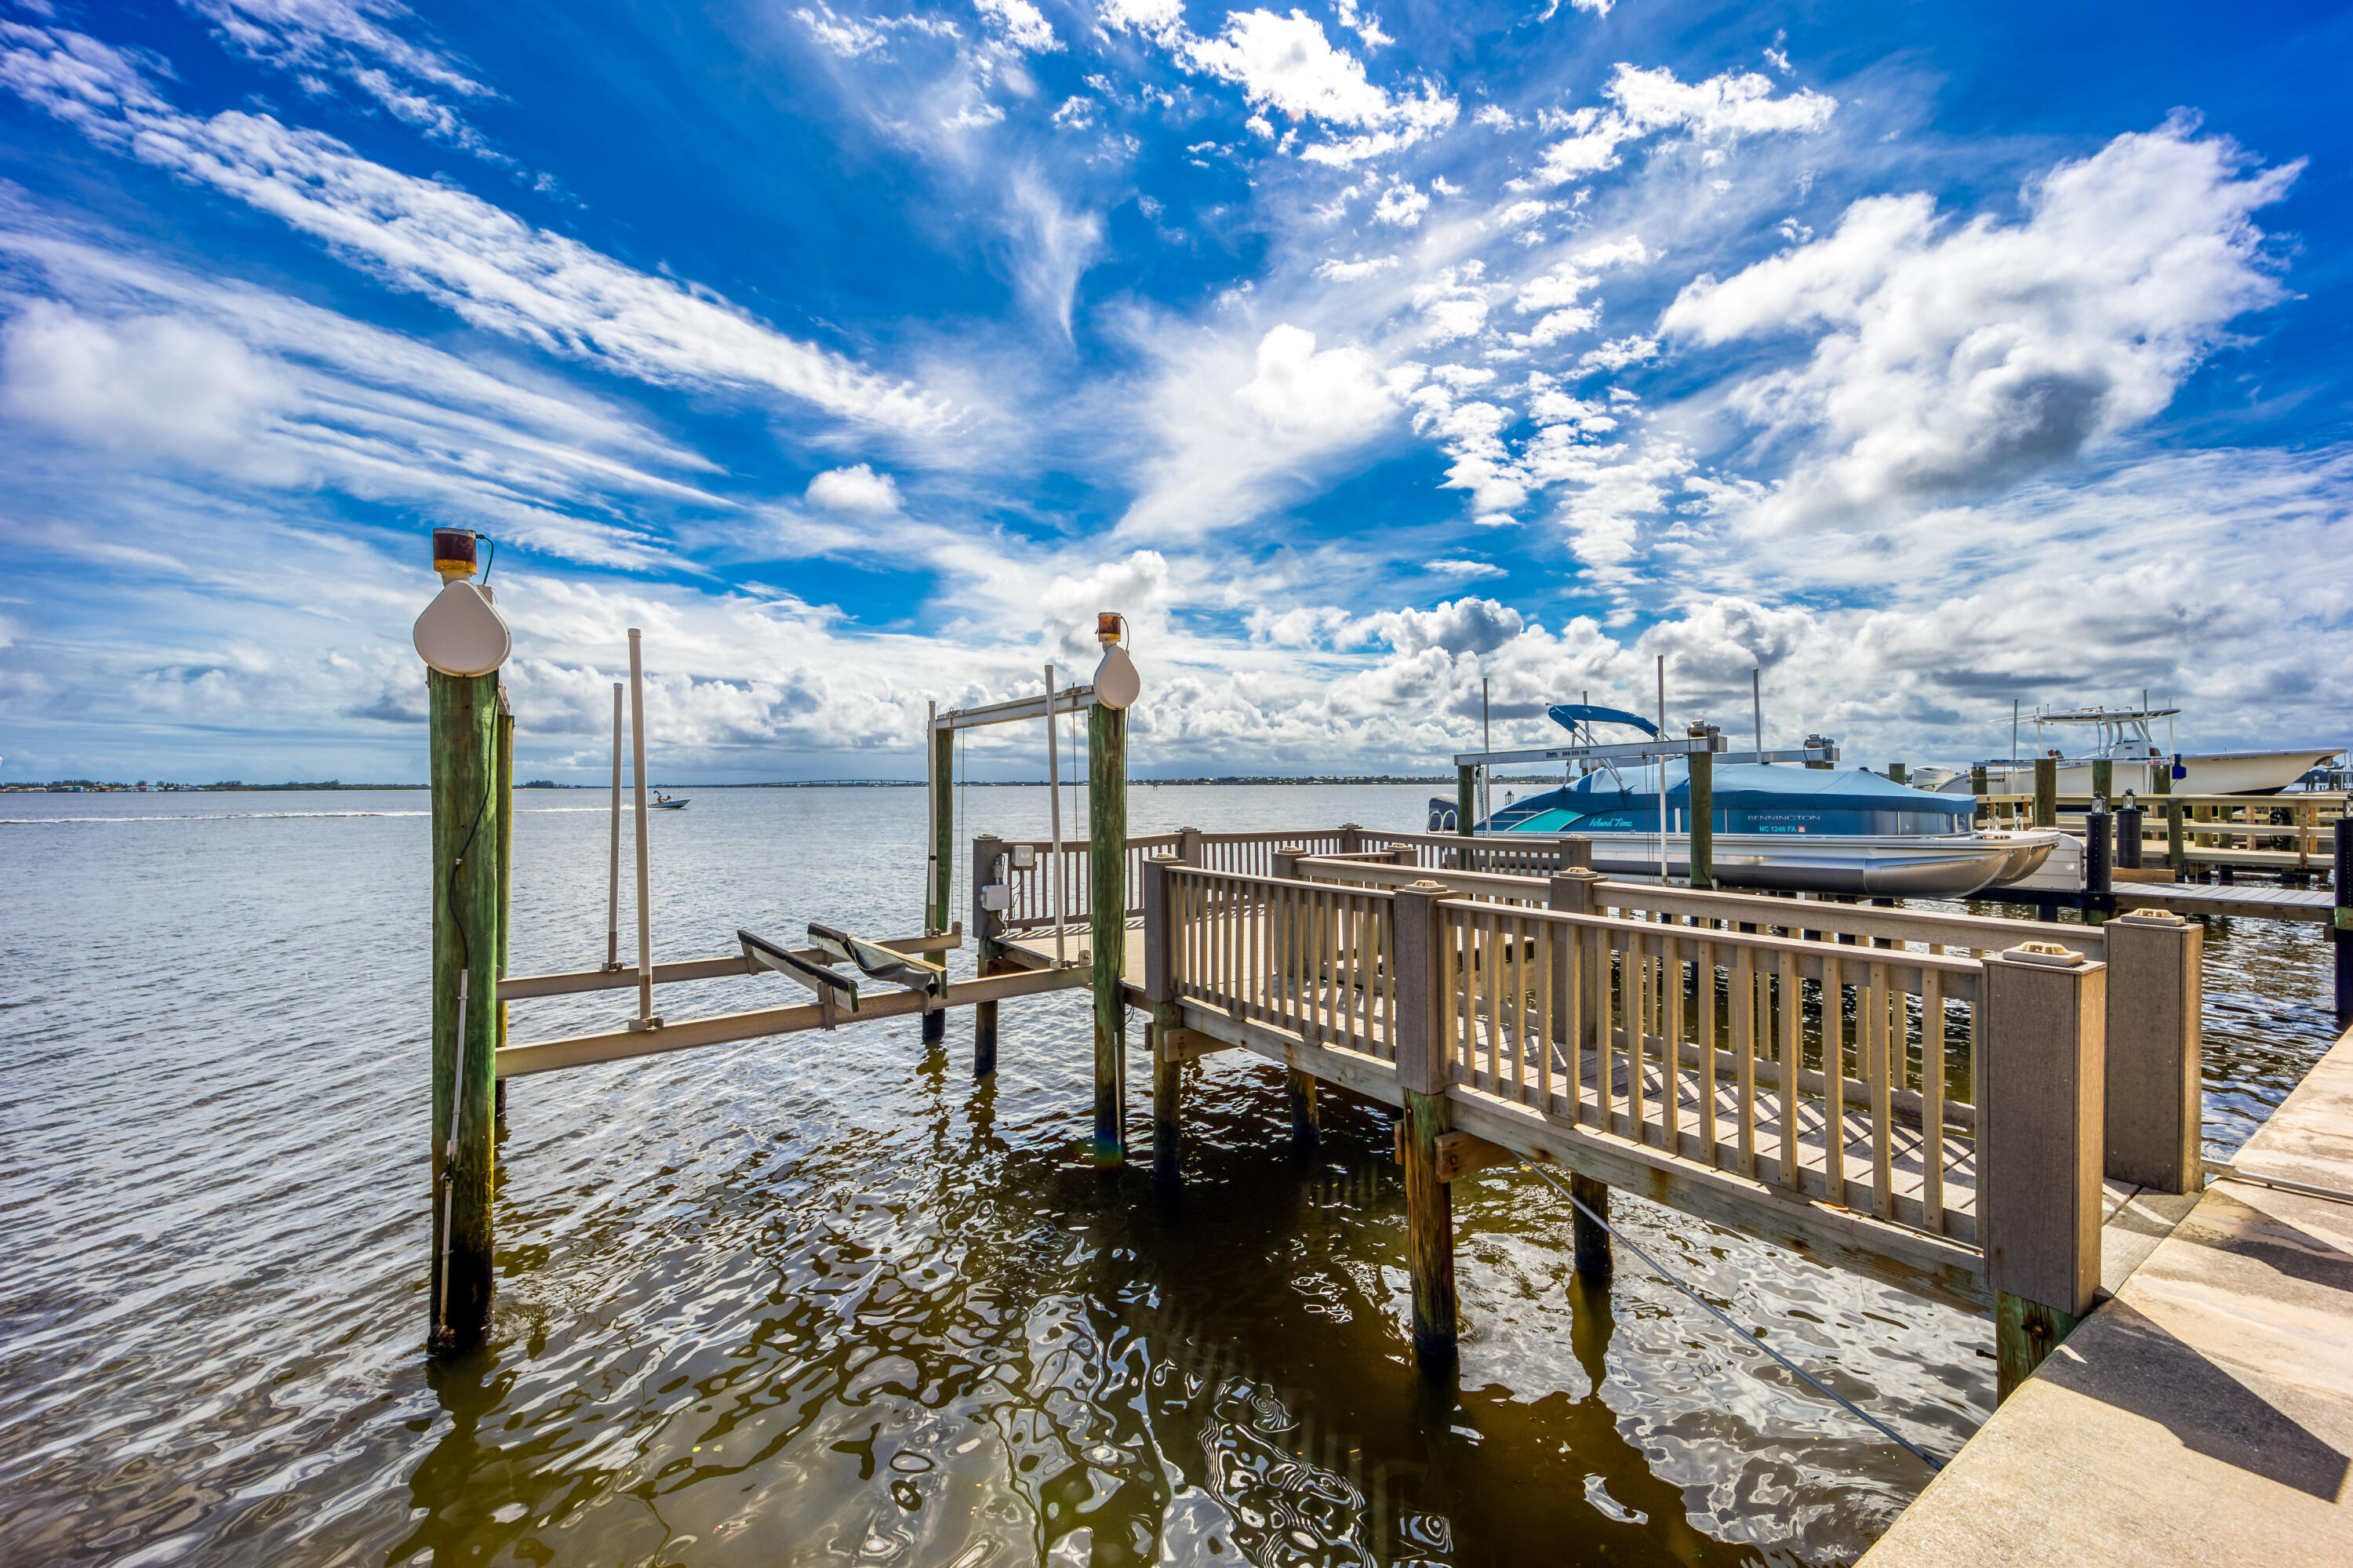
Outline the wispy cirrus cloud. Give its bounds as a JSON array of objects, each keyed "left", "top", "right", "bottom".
[{"left": 0, "top": 21, "right": 952, "bottom": 431}]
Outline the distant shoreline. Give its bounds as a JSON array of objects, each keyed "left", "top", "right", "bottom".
[{"left": 4, "top": 776, "right": 1488, "bottom": 793}]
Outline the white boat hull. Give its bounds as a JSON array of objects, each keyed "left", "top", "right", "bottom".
[
  {"left": 1958, "top": 748, "right": 2339, "bottom": 798},
  {"left": 1568, "top": 830, "right": 2064, "bottom": 898}
]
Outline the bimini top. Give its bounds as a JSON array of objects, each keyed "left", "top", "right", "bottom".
[
  {"left": 1546, "top": 703, "right": 1660, "bottom": 737},
  {"left": 1489, "top": 763, "right": 1975, "bottom": 837}
]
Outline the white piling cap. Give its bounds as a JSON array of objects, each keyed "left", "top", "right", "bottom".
[{"left": 413, "top": 580, "right": 511, "bottom": 676}]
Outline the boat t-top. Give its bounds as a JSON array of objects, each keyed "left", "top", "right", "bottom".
[
  {"left": 1435, "top": 704, "right": 2066, "bottom": 898},
  {"left": 1937, "top": 704, "right": 2342, "bottom": 799}
]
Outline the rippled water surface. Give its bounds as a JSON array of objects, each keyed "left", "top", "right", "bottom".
[{"left": 2, "top": 786, "right": 2340, "bottom": 1567}]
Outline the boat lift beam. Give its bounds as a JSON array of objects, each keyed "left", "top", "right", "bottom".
[
  {"left": 1453, "top": 734, "right": 1726, "bottom": 768},
  {"left": 1451, "top": 737, "right": 1838, "bottom": 768},
  {"left": 933, "top": 685, "right": 1096, "bottom": 732}
]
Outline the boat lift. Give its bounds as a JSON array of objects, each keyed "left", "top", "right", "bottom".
[{"left": 1447, "top": 728, "right": 1840, "bottom": 887}]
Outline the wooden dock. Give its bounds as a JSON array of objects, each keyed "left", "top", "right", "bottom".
[{"left": 983, "top": 826, "right": 2220, "bottom": 1382}]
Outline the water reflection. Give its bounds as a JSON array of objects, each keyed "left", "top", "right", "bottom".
[{"left": 0, "top": 787, "right": 2337, "bottom": 1567}]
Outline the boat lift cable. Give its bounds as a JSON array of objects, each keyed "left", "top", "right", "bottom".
[{"left": 1518, "top": 1161, "right": 1947, "bottom": 1473}]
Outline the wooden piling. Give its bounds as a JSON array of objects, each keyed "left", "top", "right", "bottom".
[
  {"left": 1456, "top": 765, "right": 1475, "bottom": 848},
  {"left": 1288, "top": 1071, "right": 1320, "bottom": 1151},
  {"left": 2084, "top": 809, "right": 2111, "bottom": 923},
  {"left": 2104, "top": 911, "right": 2203, "bottom": 1193},
  {"left": 1570, "top": 1173, "right": 1613, "bottom": 1284},
  {"left": 1686, "top": 731, "right": 1714, "bottom": 890},
  {"left": 2167, "top": 796, "right": 2188, "bottom": 880},
  {"left": 2033, "top": 756, "right": 2058, "bottom": 828},
  {"left": 971, "top": 833, "right": 1003, "bottom": 1077},
  {"left": 428, "top": 667, "right": 503, "bottom": 1353},
  {"left": 2091, "top": 757, "right": 2113, "bottom": 802},
  {"left": 494, "top": 690, "right": 513, "bottom": 1128},
  {"left": 1143, "top": 855, "right": 1181, "bottom": 1184},
  {"left": 1886, "top": 762, "right": 1907, "bottom": 785},
  {"left": 1391, "top": 882, "right": 1458, "bottom": 1369},
  {"left": 1981, "top": 944, "right": 2106, "bottom": 1399},
  {"left": 1089, "top": 697, "right": 1128, "bottom": 1165},
  {"left": 928, "top": 717, "right": 955, "bottom": 933}
]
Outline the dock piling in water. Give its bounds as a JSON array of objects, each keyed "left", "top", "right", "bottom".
[
  {"left": 1391, "top": 881, "right": 1460, "bottom": 1370},
  {"left": 1088, "top": 678, "right": 1129, "bottom": 1166},
  {"left": 971, "top": 833, "right": 1003, "bottom": 1077}
]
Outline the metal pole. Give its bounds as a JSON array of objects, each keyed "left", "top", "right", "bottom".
[
  {"left": 627, "top": 628, "right": 656, "bottom": 1029},
  {"left": 606, "top": 682, "right": 622, "bottom": 970},
  {"left": 1752, "top": 668, "right": 1764, "bottom": 766},
  {"left": 925, "top": 700, "right": 937, "bottom": 928},
  {"left": 1481, "top": 677, "right": 1492, "bottom": 830},
  {"left": 2012, "top": 699, "right": 2020, "bottom": 794},
  {"left": 1657, "top": 655, "right": 1668, "bottom": 882},
  {"left": 1046, "top": 664, "right": 1066, "bottom": 966}
]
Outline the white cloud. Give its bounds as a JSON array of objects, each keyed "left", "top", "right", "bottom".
[
  {"left": 1096, "top": 0, "right": 1186, "bottom": 41},
  {"left": 1313, "top": 254, "right": 1398, "bottom": 281},
  {"left": 182, "top": 0, "right": 500, "bottom": 156},
  {"left": 1474, "top": 104, "right": 1515, "bottom": 129},
  {"left": 1372, "top": 181, "right": 1428, "bottom": 227},
  {"left": 1333, "top": 0, "right": 1392, "bottom": 49},
  {"left": 1661, "top": 122, "right": 2300, "bottom": 528},
  {"left": 1120, "top": 322, "right": 1417, "bottom": 537},
  {"left": 0, "top": 24, "right": 949, "bottom": 430},
  {"left": 1523, "top": 63, "right": 1834, "bottom": 187},
  {"left": 795, "top": 4, "right": 960, "bottom": 58},
  {"left": 806, "top": 464, "right": 904, "bottom": 515},
  {"left": 1173, "top": 9, "right": 1457, "bottom": 166},
  {"left": 1577, "top": 334, "right": 1658, "bottom": 373},
  {"left": 0, "top": 224, "right": 712, "bottom": 567},
  {"left": 1425, "top": 558, "right": 1504, "bottom": 577},
  {"left": 976, "top": 0, "right": 1060, "bottom": 53}
]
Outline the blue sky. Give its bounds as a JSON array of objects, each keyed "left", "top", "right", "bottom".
[{"left": 0, "top": 0, "right": 2345, "bottom": 782}]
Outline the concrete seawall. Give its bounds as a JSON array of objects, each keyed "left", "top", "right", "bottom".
[{"left": 1863, "top": 1021, "right": 2353, "bottom": 1563}]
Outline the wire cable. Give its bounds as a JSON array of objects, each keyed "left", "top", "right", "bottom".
[{"left": 1521, "top": 1162, "right": 1946, "bottom": 1472}]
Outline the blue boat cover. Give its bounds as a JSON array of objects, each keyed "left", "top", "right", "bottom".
[
  {"left": 1545, "top": 703, "right": 1660, "bottom": 737},
  {"left": 1486, "top": 763, "right": 1973, "bottom": 837}
]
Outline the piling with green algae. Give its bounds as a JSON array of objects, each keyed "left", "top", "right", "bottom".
[
  {"left": 430, "top": 668, "right": 503, "bottom": 1353},
  {"left": 1089, "top": 697, "right": 1128, "bottom": 1165},
  {"left": 926, "top": 720, "right": 955, "bottom": 1045}
]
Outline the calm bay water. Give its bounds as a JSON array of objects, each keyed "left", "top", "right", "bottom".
[{"left": 1, "top": 785, "right": 2340, "bottom": 1567}]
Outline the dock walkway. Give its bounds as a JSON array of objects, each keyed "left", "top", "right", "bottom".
[{"left": 1860, "top": 1021, "right": 2353, "bottom": 1563}]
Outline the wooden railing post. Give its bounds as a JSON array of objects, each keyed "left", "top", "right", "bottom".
[
  {"left": 1981, "top": 943, "right": 2107, "bottom": 1399},
  {"left": 971, "top": 833, "right": 1004, "bottom": 1078},
  {"left": 2104, "top": 911, "right": 2202, "bottom": 1194},
  {"left": 2335, "top": 817, "right": 2351, "bottom": 1020},
  {"left": 1177, "top": 825, "right": 1205, "bottom": 867},
  {"left": 1456, "top": 766, "right": 1475, "bottom": 864},
  {"left": 1548, "top": 870, "right": 1612, "bottom": 1279},
  {"left": 1392, "top": 882, "right": 1458, "bottom": 1370},
  {"left": 1340, "top": 821, "right": 1364, "bottom": 854},
  {"left": 1089, "top": 697, "right": 1129, "bottom": 1166},
  {"left": 428, "top": 666, "right": 502, "bottom": 1354},
  {"left": 1143, "top": 855, "right": 1183, "bottom": 1187}
]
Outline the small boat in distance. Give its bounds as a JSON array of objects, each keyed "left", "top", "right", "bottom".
[
  {"left": 1937, "top": 704, "right": 2342, "bottom": 798},
  {"left": 649, "top": 791, "right": 689, "bottom": 810}
]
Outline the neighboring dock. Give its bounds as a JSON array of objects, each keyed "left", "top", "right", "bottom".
[{"left": 1860, "top": 1021, "right": 2353, "bottom": 1562}]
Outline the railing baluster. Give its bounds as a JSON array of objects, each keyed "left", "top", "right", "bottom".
[
  {"left": 1698, "top": 937, "right": 1718, "bottom": 1166},
  {"left": 1871, "top": 962, "right": 1894, "bottom": 1221},
  {"left": 1824, "top": 954, "right": 1846, "bottom": 1205},
  {"left": 1663, "top": 933, "right": 1683, "bottom": 1156},
  {"left": 1923, "top": 968, "right": 1945, "bottom": 1232},
  {"left": 1778, "top": 949, "right": 1801, "bottom": 1191}
]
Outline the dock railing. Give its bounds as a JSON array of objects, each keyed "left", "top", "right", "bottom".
[{"left": 1139, "top": 858, "right": 2127, "bottom": 1289}]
